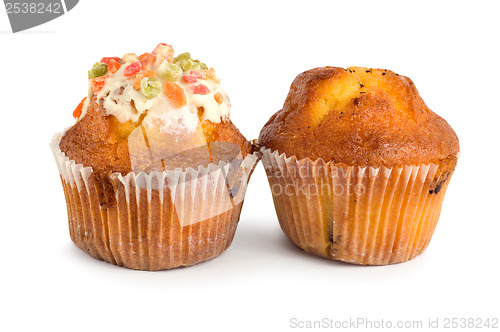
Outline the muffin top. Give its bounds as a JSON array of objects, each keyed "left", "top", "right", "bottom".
[
  {"left": 60, "top": 43, "right": 252, "bottom": 174},
  {"left": 259, "top": 66, "right": 459, "bottom": 166}
]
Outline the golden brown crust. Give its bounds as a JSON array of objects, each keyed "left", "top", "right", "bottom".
[
  {"left": 259, "top": 67, "right": 459, "bottom": 166},
  {"left": 201, "top": 119, "right": 253, "bottom": 157},
  {"left": 60, "top": 96, "right": 252, "bottom": 174},
  {"left": 60, "top": 98, "right": 133, "bottom": 174}
]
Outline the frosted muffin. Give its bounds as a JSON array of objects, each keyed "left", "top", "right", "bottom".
[
  {"left": 51, "top": 43, "right": 259, "bottom": 270},
  {"left": 259, "top": 66, "right": 459, "bottom": 265}
]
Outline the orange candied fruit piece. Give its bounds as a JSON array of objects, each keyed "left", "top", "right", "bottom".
[
  {"left": 143, "top": 70, "right": 156, "bottom": 78},
  {"left": 152, "top": 43, "right": 174, "bottom": 63},
  {"left": 72, "top": 97, "right": 87, "bottom": 119},
  {"left": 214, "top": 92, "right": 223, "bottom": 104},
  {"left": 108, "top": 59, "right": 121, "bottom": 73},
  {"left": 91, "top": 75, "right": 109, "bottom": 93},
  {"left": 164, "top": 82, "right": 187, "bottom": 108},
  {"left": 100, "top": 57, "right": 120, "bottom": 64},
  {"left": 132, "top": 70, "right": 156, "bottom": 89},
  {"left": 203, "top": 68, "right": 220, "bottom": 84},
  {"left": 132, "top": 74, "right": 143, "bottom": 89},
  {"left": 139, "top": 53, "right": 155, "bottom": 68}
]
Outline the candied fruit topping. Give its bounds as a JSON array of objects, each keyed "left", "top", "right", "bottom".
[
  {"left": 203, "top": 68, "right": 220, "bottom": 84},
  {"left": 88, "top": 62, "right": 108, "bottom": 78},
  {"left": 183, "top": 70, "right": 206, "bottom": 83},
  {"left": 190, "top": 70, "right": 206, "bottom": 79},
  {"left": 191, "top": 84, "right": 210, "bottom": 95},
  {"left": 133, "top": 70, "right": 156, "bottom": 89},
  {"left": 141, "top": 77, "right": 162, "bottom": 99},
  {"left": 100, "top": 57, "right": 121, "bottom": 64},
  {"left": 132, "top": 74, "right": 143, "bottom": 90},
  {"left": 194, "top": 60, "right": 208, "bottom": 70},
  {"left": 174, "top": 52, "right": 196, "bottom": 71},
  {"left": 139, "top": 53, "right": 155, "bottom": 69},
  {"left": 214, "top": 92, "right": 223, "bottom": 104},
  {"left": 124, "top": 61, "right": 142, "bottom": 76},
  {"left": 152, "top": 43, "right": 169, "bottom": 54},
  {"left": 122, "top": 53, "right": 138, "bottom": 63},
  {"left": 152, "top": 43, "right": 174, "bottom": 66},
  {"left": 164, "top": 81, "right": 187, "bottom": 108},
  {"left": 183, "top": 74, "right": 198, "bottom": 83},
  {"left": 72, "top": 97, "right": 87, "bottom": 119},
  {"left": 91, "top": 76, "right": 108, "bottom": 92},
  {"left": 159, "top": 63, "right": 182, "bottom": 81},
  {"left": 107, "top": 59, "right": 121, "bottom": 73},
  {"left": 79, "top": 43, "right": 230, "bottom": 126}
]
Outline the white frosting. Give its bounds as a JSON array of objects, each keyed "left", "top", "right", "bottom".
[
  {"left": 79, "top": 44, "right": 230, "bottom": 133},
  {"left": 190, "top": 79, "right": 230, "bottom": 123},
  {"left": 144, "top": 102, "right": 199, "bottom": 134},
  {"left": 98, "top": 66, "right": 152, "bottom": 122}
]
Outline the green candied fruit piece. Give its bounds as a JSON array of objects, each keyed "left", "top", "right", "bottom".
[
  {"left": 141, "top": 77, "right": 161, "bottom": 99},
  {"left": 88, "top": 62, "right": 108, "bottom": 78},
  {"left": 194, "top": 60, "right": 208, "bottom": 70},
  {"left": 179, "top": 58, "right": 195, "bottom": 71},
  {"left": 174, "top": 52, "right": 195, "bottom": 71},
  {"left": 160, "top": 63, "right": 183, "bottom": 81},
  {"left": 173, "top": 52, "right": 191, "bottom": 63}
]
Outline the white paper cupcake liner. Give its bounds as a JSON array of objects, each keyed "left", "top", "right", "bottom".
[
  {"left": 51, "top": 133, "right": 259, "bottom": 270},
  {"left": 261, "top": 147, "right": 455, "bottom": 265}
]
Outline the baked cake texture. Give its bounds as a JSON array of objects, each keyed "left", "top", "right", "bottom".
[{"left": 259, "top": 66, "right": 458, "bottom": 265}]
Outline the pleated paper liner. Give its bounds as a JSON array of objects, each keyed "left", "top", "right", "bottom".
[
  {"left": 261, "top": 147, "right": 455, "bottom": 265},
  {"left": 51, "top": 133, "right": 260, "bottom": 270}
]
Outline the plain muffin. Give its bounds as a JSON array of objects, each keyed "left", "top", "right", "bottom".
[{"left": 259, "top": 66, "right": 458, "bottom": 265}]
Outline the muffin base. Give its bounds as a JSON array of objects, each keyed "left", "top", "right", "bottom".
[
  {"left": 52, "top": 133, "right": 259, "bottom": 270},
  {"left": 261, "top": 147, "right": 456, "bottom": 265},
  {"left": 61, "top": 176, "right": 244, "bottom": 270}
]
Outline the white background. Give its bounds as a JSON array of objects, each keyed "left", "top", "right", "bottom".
[{"left": 1, "top": 1, "right": 499, "bottom": 331}]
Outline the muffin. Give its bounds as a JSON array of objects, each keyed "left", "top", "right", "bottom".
[
  {"left": 259, "top": 66, "right": 459, "bottom": 265},
  {"left": 51, "top": 43, "right": 260, "bottom": 270}
]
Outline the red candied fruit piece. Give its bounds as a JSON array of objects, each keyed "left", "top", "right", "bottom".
[
  {"left": 107, "top": 59, "right": 121, "bottom": 73},
  {"left": 183, "top": 74, "right": 198, "bottom": 83},
  {"left": 124, "top": 61, "right": 142, "bottom": 76},
  {"left": 72, "top": 97, "right": 87, "bottom": 119},
  {"left": 139, "top": 53, "right": 155, "bottom": 69},
  {"left": 101, "top": 57, "right": 121, "bottom": 64},
  {"left": 183, "top": 70, "right": 207, "bottom": 83},
  {"left": 91, "top": 76, "right": 108, "bottom": 92},
  {"left": 190, "top": 84, "right": 210, "bottom": 95},
  {"left": 190, "top": 70, "right": 206, "bottom": 79}
]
